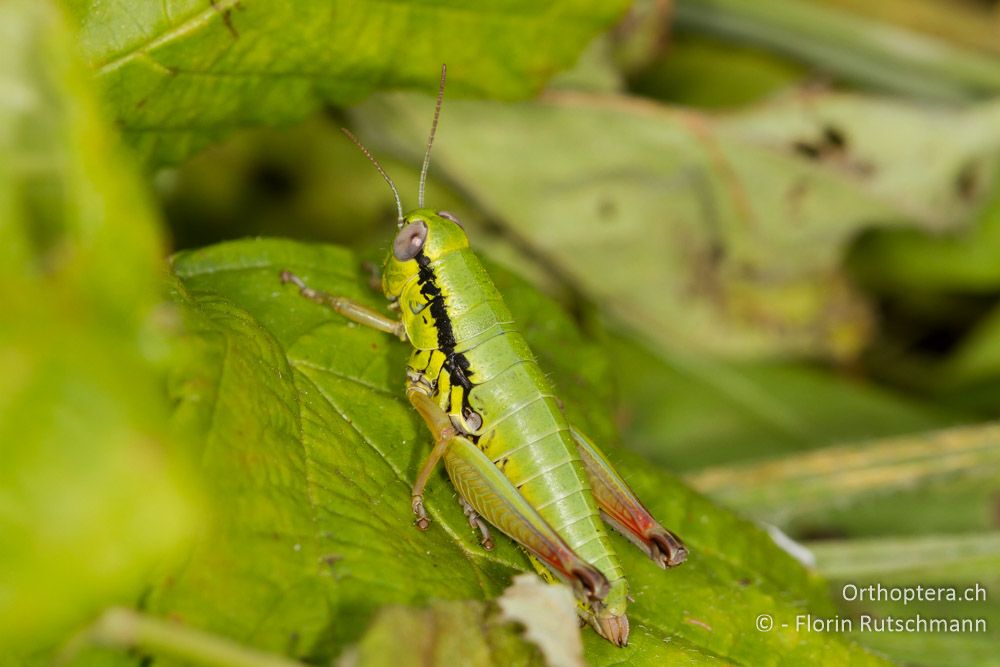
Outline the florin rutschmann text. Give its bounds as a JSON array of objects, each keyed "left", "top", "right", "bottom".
[
  {"left": 754, "top": 583, "right": 989, "bottom": 635},
  {"left": 796, "top": 614, "right": 986, "bottom": 633}
]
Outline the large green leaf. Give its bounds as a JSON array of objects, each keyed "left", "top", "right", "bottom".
[
  {"left": 61, "top": 0, "right": 628, "bottom": 166},
  {"left": 158, "top": 237, "right": 889, "bottom": 665},
  {"left": 351, "top": 90, "right": 1000, "bottom": 362},
  {"left": 0, "top": 0, "right": 194, "bottom": 654}
]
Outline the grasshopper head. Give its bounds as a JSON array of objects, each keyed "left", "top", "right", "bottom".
[{"left": 381, "top": 208, "right": 468, "bottom": 298}]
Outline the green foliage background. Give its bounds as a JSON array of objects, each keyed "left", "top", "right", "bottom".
[{"left": 3, "top": 0, "right": 1000, "bottom": 665}]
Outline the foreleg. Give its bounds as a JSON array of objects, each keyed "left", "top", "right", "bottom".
[{"left": 280, "top": 270, "right": 406, "bottom": 340}]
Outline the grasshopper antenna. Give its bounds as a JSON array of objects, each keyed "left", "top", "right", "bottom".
[
  {"left": 418, "top": 64, "right": 447, "bottom": 209},
  {"left": 341, "top": 127, "right": 405, "bottom": 228}
]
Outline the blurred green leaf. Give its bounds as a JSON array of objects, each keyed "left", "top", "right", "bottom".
[
  {"left": 61, "top": 0, "right": 629, "bottom": 166},
  {"left": 687, "top": 422, "right": 1000, "bottom": 525},
  {"left": 674, "top": 0, "right": 1000, "bottom": 102},
  {"left": 629, "top": 34, "right": 807, "bottom": 108},
  {"left": 0, "top": 0, "right": 194, "bottom": 653},
  {"left": 607, "top": 334, "right": 957, "bottom": 471},
  {"left": 158, "top": 237, "right": 887, "bottom": 665},
  {"left": 607, "top": 331, "right": 996, "bottom": 544},
  {"left": 797, "top": 477, "right": 1000, "bottom": 541},
  {"left": 354, "top": 90, "right": 1000, "bottom": 361},
  {"left": 810, "top": 532, "right": 1000, "bottom": 580},
  {"left": 814, "top": 0, "right": 1000, "bottom": 57},
  {"left": 155, "top": 116, "right": 430, "bottom": 252},
  {"left": 843, "top": 176, "right": 1000, "bottom": 406},
  {"left": 847, "top": 162, "right": 1000, "bottom": 297}
]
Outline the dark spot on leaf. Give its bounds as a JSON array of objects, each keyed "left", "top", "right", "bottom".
[
  {"left": 955, "top": 161, "right": 981, "bottom": 201},
  {"left": 597, "top": 198, "right": 617, "bottom": 221},
  {"left": 737, "top": 577, "right": 751, "bottom": 587},
  {"left": 793, "top": 124, "right": 847, "bottom": 160},
  {"left": 822, "top": 125, "right": 846, "bottom": 149},
  {"left": 135, "top": 98, "right": 147, "bottom": 109},
  {"left": 792, "top": 124, "right": 874, "bottom": 177},
  {"left": 707, "top": 241, "right": 725, "bottom": 265},
  {"left": 320, "top": 553, "right": 343, "bottom": 567},
  {"left": 792, "top": 140, "right": 822, "bottom": 160},
  {"left": 251, "top": 162, "right": 296, "bottom": 200}
]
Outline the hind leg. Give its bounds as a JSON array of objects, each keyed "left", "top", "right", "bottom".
[{"left": 570, "top": 426, "right": 687, "bottom": 568}]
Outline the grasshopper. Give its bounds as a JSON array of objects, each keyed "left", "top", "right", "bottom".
[{"left": 280, "top": 66, "right": 686, "bottom": 646}]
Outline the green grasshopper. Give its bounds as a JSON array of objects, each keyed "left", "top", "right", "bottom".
[{"left": 280, "top": 66, "right": 686, "bottom": 646}]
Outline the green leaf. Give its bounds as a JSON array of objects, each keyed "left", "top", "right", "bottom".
[
  {"left": 61, "top": 0, "right": 629, "bottom": 166},
  {"left": 0, "top": 0, "right": 194, "bottom": 653},
  {"left": 352, "top": 90, "right": 1000, "bottom": 361},
  {"left": 162, "top": 237, "right": 889, "bottom": 665}
]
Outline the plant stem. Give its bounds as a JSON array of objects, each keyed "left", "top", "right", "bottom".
[{"left": 74, "top": 607, "right": 306, "bottom": 667}]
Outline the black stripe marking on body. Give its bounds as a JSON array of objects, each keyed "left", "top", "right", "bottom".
[{"left": 416, "top": 253, "right": 477, "bottom": 422}]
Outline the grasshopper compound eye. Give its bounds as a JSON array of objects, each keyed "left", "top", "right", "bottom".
[{"left": 393, "top": 220, "right": 428, "bottom": 261}]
